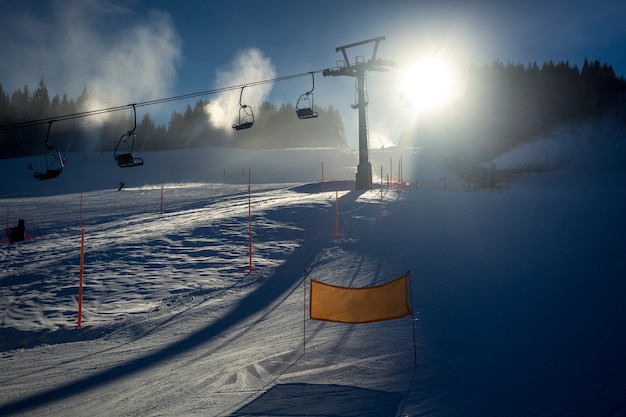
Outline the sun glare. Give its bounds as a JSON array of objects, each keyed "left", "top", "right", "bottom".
[{"left": 400, "top": 57, "right": 454, "bottom": 111}]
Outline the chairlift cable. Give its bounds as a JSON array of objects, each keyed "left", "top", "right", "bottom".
[{"left": 0, "top": 69, "right": 327, "bottom": 131}]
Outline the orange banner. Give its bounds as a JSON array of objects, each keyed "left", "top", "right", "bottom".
[{"left": 310, "top": 275, "right": 411, "bottom": 323}]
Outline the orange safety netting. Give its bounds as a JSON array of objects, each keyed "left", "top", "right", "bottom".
[
  {"left": 310, "top": 275, "right": 411, "bottom": 324},
  {"left": 388, "top": 174, "right": 402, "bottom": 190}
]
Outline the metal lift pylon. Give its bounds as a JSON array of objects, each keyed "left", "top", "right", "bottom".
[{"left": 323, "top": 36, "right": 396, "bottom": 190}]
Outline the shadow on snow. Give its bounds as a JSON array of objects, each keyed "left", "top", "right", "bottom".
[
  {"left": 0, "top": 185, "right": 382, "bottom": 416},
  {"left": 231, "top": 383, "right": 403, "bottom": 417}
]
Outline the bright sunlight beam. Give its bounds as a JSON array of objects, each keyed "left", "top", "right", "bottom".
[{"left": 399, "top": 57, "right": 455, "bottom": 111}]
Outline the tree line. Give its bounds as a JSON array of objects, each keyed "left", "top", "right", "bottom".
[
  {"left": 401, "top": 58, "right": 626, "bottom": 171},
  {"left": 0, "top": 81, "right": 347, "bottom": 159},
  {"left": 2, "top": 58, "right": 625, "bottom": 163}
]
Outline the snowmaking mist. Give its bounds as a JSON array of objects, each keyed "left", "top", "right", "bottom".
[
  {"left": 492, "top": 118, "right": 626, "bottom": 173},
  {"left": 204, "top": 48, "right": 276, "bottom": 132},
  {"left": 0, "top": 4, "right": 182, "bottom": 110}
]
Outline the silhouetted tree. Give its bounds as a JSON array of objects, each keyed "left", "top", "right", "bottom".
[
  {"left": 400, "top": 58, "right": 626, "bottom": 173},
  {"left": 2, "top": 60, "right": 624, "bottom": 160},
  {"left": 31, "top": 78, "right": 51, "bottom": 118}
]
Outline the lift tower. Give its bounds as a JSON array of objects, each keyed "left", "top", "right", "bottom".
[{"left": 323, "top": 36, "right": 396, "bottom": 190}]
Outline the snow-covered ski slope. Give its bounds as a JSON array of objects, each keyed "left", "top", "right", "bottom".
[{"left": 1, "top": 146, "right": 626, "bottom": 416}]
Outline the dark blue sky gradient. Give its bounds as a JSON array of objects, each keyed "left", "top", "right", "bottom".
[
  {"left": 1, "top": 1, "right": 624, "bottom": 146},
  {"left": 3, "top": 1, "right": 624, "bottom": 92}
]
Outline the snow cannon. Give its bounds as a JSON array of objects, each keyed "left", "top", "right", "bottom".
[{"left": 468, "top": 162, "right": 496, "bottom": 191}]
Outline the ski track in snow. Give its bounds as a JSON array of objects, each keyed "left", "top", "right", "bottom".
[
  {"left": 1, "top": 179, "right": 416, "bottom": 416},
  {"left": 1, "top": 183, "right": 333, "bottom": 334},
  {"left": 1, "top": 149, "right": 626, "bottom": 416}
]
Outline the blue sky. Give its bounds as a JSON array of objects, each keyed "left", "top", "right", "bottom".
[{"left": 1, "top": 0, "right": 624, "bottom": 147}]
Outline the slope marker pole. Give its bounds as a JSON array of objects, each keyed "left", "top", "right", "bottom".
[
  {"left": 303, "top": 269, "right": 307, "bottom": 354},
  {"left": 248, "top": 169, "right": 253, "bottom": 274},
  {"left": 77, "top": 228, "right": 85, "bottom": 329},
  {"left": 160, "top": 185, "right": 164, "bottom": 215}
]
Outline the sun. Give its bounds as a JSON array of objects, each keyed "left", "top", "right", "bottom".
[{"left": 399, "top": 57, "right": 454, "bottom": 111}]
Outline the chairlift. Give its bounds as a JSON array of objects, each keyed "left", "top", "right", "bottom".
[
  {"left": 33, "top": 121, "right": 65, "bottom": 181},
  {"left": 295, "top": 72, "right": 318, "bottom": 119},
  {"left": 232, "top": 87, "right": 254, "bottom": 130},
  {"left": 114, "top": 104, "right": 144, "bottom": 168}
]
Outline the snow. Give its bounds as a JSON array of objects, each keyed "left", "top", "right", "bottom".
[{"left": 1, "top": 144, "right": 626, "bottom": 416}]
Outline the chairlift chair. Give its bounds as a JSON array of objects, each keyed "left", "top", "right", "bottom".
[
  {"left": 33, "top": 121, "right": 65, "bottom": 181},
  {"left": 232, "top": 87, "right": 255, "bottom": 130},
  {"left": 114, "top": 104, "right": 144, "bottom": 167},
  {"left": 295, "top": 72, "right": 319, "bottom": 119}
]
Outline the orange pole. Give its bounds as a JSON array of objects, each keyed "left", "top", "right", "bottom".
[
  {"left": 77, "top": 228, "right": 85, "bottom": 329},
  {"left": 302, "top": 269, "right": 306, "bottom": 353},
  {"left": 248, "top": 170, "right": 253, "bottom": 273},
  {"left": 160, "top": 185, "right": 164, "bottom": 215}
]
